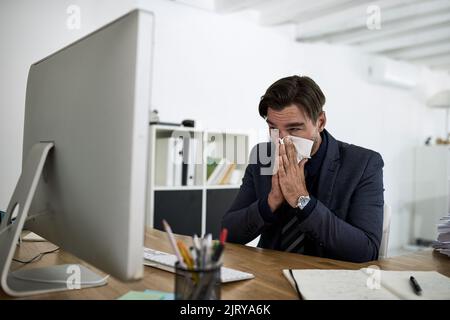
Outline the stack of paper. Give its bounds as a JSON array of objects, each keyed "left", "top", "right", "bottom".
[{"left": 432, "top": 214, "right": 450, "bottom": 257}]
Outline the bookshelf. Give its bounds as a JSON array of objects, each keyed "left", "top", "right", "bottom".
[
  {"left": 413, "top": 145, "right": 450, "bottom": 245},
  {"left": 146, "top": 124, "right": 249, "bottom": 238}
]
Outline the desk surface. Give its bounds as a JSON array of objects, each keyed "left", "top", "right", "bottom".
[{"left": 1, "top": 228, "right": 449, "bottom": 299}]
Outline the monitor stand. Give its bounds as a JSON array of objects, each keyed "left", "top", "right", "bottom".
[{"left": 0, "top": 142, "right": 107, "bottom": 297}]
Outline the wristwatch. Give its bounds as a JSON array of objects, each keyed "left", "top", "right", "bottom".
[{"left": 297, "top": 195, "right": 311, "bottom": 210}]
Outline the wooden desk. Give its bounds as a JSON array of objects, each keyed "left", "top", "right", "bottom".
[{"left": 1, "top": 228, "right": 449, "bottom": 300}]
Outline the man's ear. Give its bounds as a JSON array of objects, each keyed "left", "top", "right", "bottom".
[{"left": 317, "top": 111, "right": 327, "bottom": 132}]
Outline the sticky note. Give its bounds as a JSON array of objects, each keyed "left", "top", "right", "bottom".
[{"left": 117, "top": 290, "right": 168, "bottom": 300}]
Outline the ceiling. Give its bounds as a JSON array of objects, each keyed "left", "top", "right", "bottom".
[{"left": 173, "top": 0, "right": 450, "bottom": 72}]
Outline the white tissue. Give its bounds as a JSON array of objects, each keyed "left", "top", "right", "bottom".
[{"left": 280, "top": 135, "right": 314, "bottom": 162}]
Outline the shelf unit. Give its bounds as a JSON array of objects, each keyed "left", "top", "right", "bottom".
[
  {"left": 413, "top": 145, "right": 450, "bottom": 244},
  {"left": 146, "top": 124, "right": 249, "bottom": 238}
]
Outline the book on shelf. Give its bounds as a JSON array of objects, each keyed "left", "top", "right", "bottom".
[
  {"left": 206, "top": 157, "right": 221, "bottom": 181},
  {"left": 207, "top": 158, "right": 240, "bottom": 186},
  {"left": 219, "top": 163, "right": 236, "bottom": 185},
  {"left": 207, "top": 158, "right": 227, "bottom": 185}
]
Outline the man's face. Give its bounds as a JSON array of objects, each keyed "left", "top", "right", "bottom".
[{"left": 266, "top": 104, "right": 326, "bottom": 155}]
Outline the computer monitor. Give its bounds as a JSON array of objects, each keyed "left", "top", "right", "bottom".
[{"left": 0, "top": 9, "right": 154, "bottom": 296}]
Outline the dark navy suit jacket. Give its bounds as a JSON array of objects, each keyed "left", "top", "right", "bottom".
[{"left": 222, "top": 130, "right": 384, "bottom": 263}]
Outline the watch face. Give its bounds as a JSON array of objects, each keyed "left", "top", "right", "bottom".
[{"left": 298, "top": 196, "right": 310, "bottom": 209}]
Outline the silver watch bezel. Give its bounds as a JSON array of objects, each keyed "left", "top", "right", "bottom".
[{"left": 297, "top": 195, "right": 311, "bottom": 210}]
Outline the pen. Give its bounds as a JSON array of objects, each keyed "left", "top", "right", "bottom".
[
  {"left": 202, "top": 233, "right": 212, "bottom": 267},
  {"left": 212, "top": 243, "right": 224, "bottom": 263},
  {"left": 162, "top": 220, "right": 187, "bottom": 268},
  {"left": 206, "top": 233, "right": 212, "bottom": 247},
  {"left": 212, "top": 240, "right": 219, "bottom": 252},
  {"left": 193, "top": 234, "right": 201, "bottom": 267},
  {"left": 177, "top": 240, "right": 199, "bottom": 284},
  {"left": 409, "top": 276, "right": 422, "bottom": 296},
  {"left": 189, "top": 246, "right": 197, "bottom": 264},
  {"left": 193, "top": 234, "right": 201, "bottom": 251},
  {"left": 219, "top": 228, "right": 228, "bottom": 245},
  {"left": 200, "top": 238, "right": 206, "bottom": 268},
  {"left": 177, "top": 240, "right": 194, "bottom": 269}
]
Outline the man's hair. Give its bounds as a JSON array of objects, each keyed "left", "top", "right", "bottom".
[{"left": 258, "top": 75, "right": 326, "bottom": 122}]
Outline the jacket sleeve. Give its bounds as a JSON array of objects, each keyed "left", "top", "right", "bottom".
[
  {"left": 221, "top": 163, "right": 269, "bottom": 244},
  {"left": 297, "top": 152, "right": 384, "bottom": 262}
]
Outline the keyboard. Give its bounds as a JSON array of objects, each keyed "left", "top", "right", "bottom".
[{"left": 143, "top": 247, "right": 254, "bottom": 283}]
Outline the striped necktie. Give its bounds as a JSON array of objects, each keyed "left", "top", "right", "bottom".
[
  {"left": 280, "top": 213, "right": 306, "bottom": 253},
  {"left": 279, "top": 168, "right": 311, "bottom": 254}
]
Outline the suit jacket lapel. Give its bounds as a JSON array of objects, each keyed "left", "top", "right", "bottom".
[{"left": 317, "top": 130, "right": 341, "bottom": 208}]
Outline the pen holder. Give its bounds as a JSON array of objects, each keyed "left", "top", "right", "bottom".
[{"left": 174, "top": 262, "right": 221, "bottom": 300}]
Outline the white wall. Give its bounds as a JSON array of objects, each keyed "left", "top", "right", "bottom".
[
  {"left": 1, "top": 0, "right": 449, "bottom": 253},
  {"left": 0, "top": 0, "right": 137, "bottom": 211}
]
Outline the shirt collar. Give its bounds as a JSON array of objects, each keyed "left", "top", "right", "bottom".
[{"left": 305, "top": 130, "right": 328, "bottom": 178}]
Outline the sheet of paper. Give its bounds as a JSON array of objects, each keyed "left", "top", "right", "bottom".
[
  {"left": 283, "top": 269, "right": 450, "bottom": 300},
  {"left": 22, "top": 231, "right": 46, "bottom": 242},
  {"left": 283, "top": 269, "right": 398, "bottom": 300},
  {"left": 377, "top": 270, "right": 450, "bottom": 300}
]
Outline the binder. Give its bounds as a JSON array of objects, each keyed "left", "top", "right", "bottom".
[
  {"left": 182, "top": 136, "right": 198, "bottom": 186},
  {"left": 173, "top": 137, "right": 183, "bottom": 186},
  {"left": 155, "top": 137, "right": 175, "bottom": 186}
]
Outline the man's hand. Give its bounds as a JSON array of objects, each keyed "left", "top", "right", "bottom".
[
  {"left": 268, "top": 173, "right": 284, "bottom": 212},
  {"left": 267, "top": 141, "right": 284, "bottom": 212},
  {"left": 278, "top": 138, "right": 309, "bottom": 208}
]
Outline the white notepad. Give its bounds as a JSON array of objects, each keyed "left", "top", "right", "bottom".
[{"left": 283, "top": 268, "right": 450, "bottom": 300}]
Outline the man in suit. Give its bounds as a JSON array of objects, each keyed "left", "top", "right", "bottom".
[{"left": 222, "top": 75, "right": 384, "bottom": 263}]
